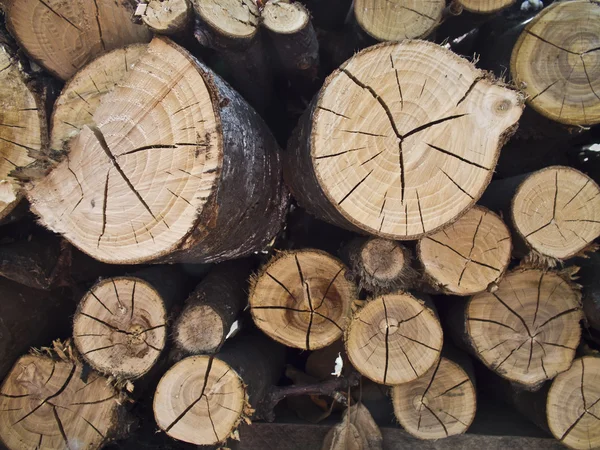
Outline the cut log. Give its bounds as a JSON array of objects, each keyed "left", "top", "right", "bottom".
[
  {"left": 457, "top": 0, "right": 516, "bottom": 14},
  {"left": 1, "top": 0, "right": 151, "bottom": 81},
  {"left": 0, "top": 31, "right": 45, "bottom": 222},
  {"left": 153, "top": 334, "right": 284, "bottom": 446},
  {"left": 511, "top": 166, "right": 600, "bottom": 263},
  {"left": 0, "top": 353, "right": 126, "bottom": 450},
  {"left": 141, "top": 0, "right": 192, "bottom": 35},
  {"left": 417, "top": 205, "right": 512, "bottom": 295},
  {"left": 391, "top": 355, "right": 476, "bottom": 439},
  {"left": 192, "top": 0, "right": 272, "bottom": 113},
  {"left": 262, "top": 0, "right": 319, "bottom": 81},
  {"left": 353, "top": 0, "right": 445, "bottom": 42},
  {"left": 173, "top": 260, "right": 252, "bottom": 355},
  {"left": 510, "top": 0, "right": 600, "bottom": 126},
  {"left": 249, "top": 249, "right": 355, "bottom": 350},
  {"left": 457, "top": 269, "right": 583, "bottom": 390},
  {"left": 50, "top": 44, "right": 147, "bottom": 153},
  {"left": 26, "top": 37, "right": 287, "bottom": 265},
  {"left": 0, "top": 278, "right": 74, "bottom": 379},
  {"left": 284, "top": 40, "right": 523, "bottom": 240},
  {"left": 345, "top": 293, "right": 443, "bottom": 386},
  {"left": 342, "top": 237, "right": 417, "bottom": 294}
]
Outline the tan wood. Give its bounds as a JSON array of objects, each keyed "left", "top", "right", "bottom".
[
  {"left": 418, "top": 205, "right": 512, "bottom": 295},
  {"left": 457, "top": 0, "right": 516, "bottom": 13},
  {"left": 50, "top": 44, "right": 147, "bottom": 153},
  {"left": 510, "top": 0, "right": 600, "bottom": 126},
  {"left": 345, "top": 293, "right": 443, "bottom": 386},
  {"left": 0, "top": 42, "right": 44, "bottom": 222},
  {"left": 511, "top": 166, "right": 600, "bottom": 261},
  {"left": 142, "top": 0, "right": 191, "bottom": 35},
  {"left": 392, "top": 357, "right": 476, "bottom": 439},
  {"left": 354, "top": 0, "right": 445, "bottom": 41},
  {"left": 1, "top": 0, "right": 151, "bottom": 81},
  {"left": 250, "top": 250, "right": 356, "bottom": 350},
  {"left": 547, "top": 356, "right": 600, "bottom": 450},
  {"left": 193, "top": 0, "right": 259, "bottom": 42},
  {"left": 467, "top": 269, "right": 582, "bottom": 389},
  {"left": 73, "top": 276, "right": 167, "bottom": 379},
  {"left": 262, "top": 0, "right": 309, "bottom": 34},
  {"left": 285, "top": 40, "right": 523, "bottom": 240},
  {"left": 0, "top": 354, "right": 123, "bottom": 450},
  {"left": 174, "top": 304, "right": 223, "bottom": 353},
  {"left": 154, "top": 355, "right": 246, "bottom": 445}
]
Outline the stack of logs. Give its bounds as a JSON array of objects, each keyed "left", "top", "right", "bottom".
[{"left": 0, "top": 0, "right": 599, "bottom": 449}]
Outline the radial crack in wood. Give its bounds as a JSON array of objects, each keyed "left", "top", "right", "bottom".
[
  {"left": 467, "top": 269, "right": 582, "bottom": 389},
  {"left": 511, "top": 0, "right": 600, "bottom": 126},
  {"left": 250, "top": 250, "right": 355, "bottom": 351},
  {"left": 346, "top": 293, "right": 443, "bottom": 386},
  {"left": 285, "top": 40, "right": 523, "bottom": 240},
  {"left": 418, "top": 206, "right": 512, "bottom": 295},
  {"left": 511, "top": 166, "right": 600, "bottom": 261}
]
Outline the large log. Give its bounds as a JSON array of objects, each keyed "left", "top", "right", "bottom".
[
  {"left": 284, "top": 40, "right": 523, "bottom": 240},
  {"left": 0, "top": 0, "right": 151, "bottom": 80},
  {"left": 25, "top": 37, "right": 288, "bottom": 265}
]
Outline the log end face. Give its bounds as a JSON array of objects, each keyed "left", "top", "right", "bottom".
[
  {"left": 173, "top": 304, "right": 224, "bottom": 354},
  {"left": 262, "top": 0, "right": 309, "bottom": 34},
  {"left": 142, "top": 0, "right": 191, "bottom": 35}
]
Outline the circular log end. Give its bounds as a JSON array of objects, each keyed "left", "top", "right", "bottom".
[
  {"left": 173, "top": 304, "right": 224, "bottom": 354},
  {"left": 153, "top": 355, "right": 246, "bottom": 446},
  {"left": 457, "top": 0, "right": 516, "bottom": 14},
  {"left": 250, "top": 249, "right": 356, "bottom": 351},
  {"left": 346, "top": 292, "right": 443, "bottom": 386},
  {"left": 418, "top": 206, "right": 512, "bottom": 295},
  {"left": 312, "top": 40, "right": 523, "bottom": 240},
  {"left": 467, "top": 269, "right": 582, "bottom": 388},
  {"left": 193, "top": 0, "right": 259, "bottom": 40},
  {"left": 512, "top": 166, "right": 600, "bottom": 261},
  {"left": 354, "top": 0, "right": 445, "bottom": 41},
  {"left": 142, "top": 0, "right": 191, "bottom": 35},
  {"left": 262, "top": 0, "right": 309, "bottom": 35},
  {"left": 547, "top": 356, "right": 600, "bottom": 449},
  {"left": 511, "top": 0, "right": 600, "bottom": 126},
  {"left": 73, "top": 276, "right": 167, "bottom": 379},
  {"left": 392, "top": 357, "right": 476, "bottom": 439},
  {"left": 0, "top": 355, "right": 122, "bottom": 450}
]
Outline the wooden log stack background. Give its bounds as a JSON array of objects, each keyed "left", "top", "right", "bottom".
[{"left": 0, "top": 0, "right": 599, "bottom": 449}]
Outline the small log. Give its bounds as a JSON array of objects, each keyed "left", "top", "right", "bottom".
[
  {"left": 262, "top": 0, "right": 319, "bottom": 82},
  {"left": 50, "top": 43, "right": 147, "bottom": 153},
  {"left": 173, "top": 260, "right": 252, "bottom": 355},
  {"left": 457, "top": 0, "right": 516, "bottom": 13},
  {"left": 510, "top": 0, "right": 600, "bottom": 127},
  {"left": 141, "top": 0, "right": 192, "bottom": 35},
  {"left": 449, "top": 268, "right": 583, "bottom": 390},
  {"left": 26, "top": 37, "right": 287, "bottom": 265},
  {"left": 0, "top": 353, "right": 128, "bottom": 450},
  {"left": 284, "top": 40, "right": 523, "bottom": 240},
  {"left": 511, "top": 166, "right": 600, "bottom": 263},
  {"left": 352, "top": 0, "right": 445, "bottom": 42},
  {"left": 0, "top": 30, "right": 46, "bottom": 223},
  {"left": 342, "top": 237, "right": 417, "bottom": 295},
  {"left": 192, "top": 0, "right": 272, "bottom": 113},
  {"left": 153, "top": 334, "right": 284, "bottom": 446},
  {"left": 417, "top": 205, "right": 512, "bottom": 295},
  {"left": 345, "top": 293, "right": 443, "bottom": 386},
  {"left": 391, "top": 352, "right": 477, "bottom": 439},
  {"left": 249, "top": 249, "right": 356, "bottom": 350},
  {"left": 1, "top": 0, "right": 151, "bottom": 81}
]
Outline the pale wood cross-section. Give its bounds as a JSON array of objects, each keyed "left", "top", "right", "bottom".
[
  {"left": 73, "top": 277, "right": 167, "bottom": 379},
  {"left": 250, "top": 250, "right": 356, "bottom": 350},
  {"left": 50, "top": 44, "right": 147, "bottom": 153},
  {"left": 418, "top": 205, "right": 512, "bottom": 295},
  {"left": 511, "top": 0, "right": 600, "bottom": 126},
  {"left": 512, "top": 166, "right": 600, "bottom": 261},
  {"left": 392, "top": 357, "right": 476, "bottom": 439},
  {"left": 285, "top": 40, "right": 523, "bottom": 240},
  {"left": 153, "top": 355, "right": 246, "bottom": 446},
  {"left": 0, "top": 354, "right": 123, "bottom": 450},
  {"left": 467, "top": 269, "right": 582, "bottom": 389},
  {"left": 345, "top": 293, "right": 443, "bottom": 386},
  {"left": 457, "top": 0, "right": 516, "bottom": 13},
  {"left": 547, "top": 356, "right": 600, "bottom": 450},
  {"left": 192, "top": 0, "right": 259, "bottom": 43},
  {"left": 142, "top": 0, "right": 191, "bottom": 35},
  {"left": 1, "top": 0, "right": 151, "bottom": 80},
  {"left": 353, "top": 0, "right": 445, "bottom": 41}
]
